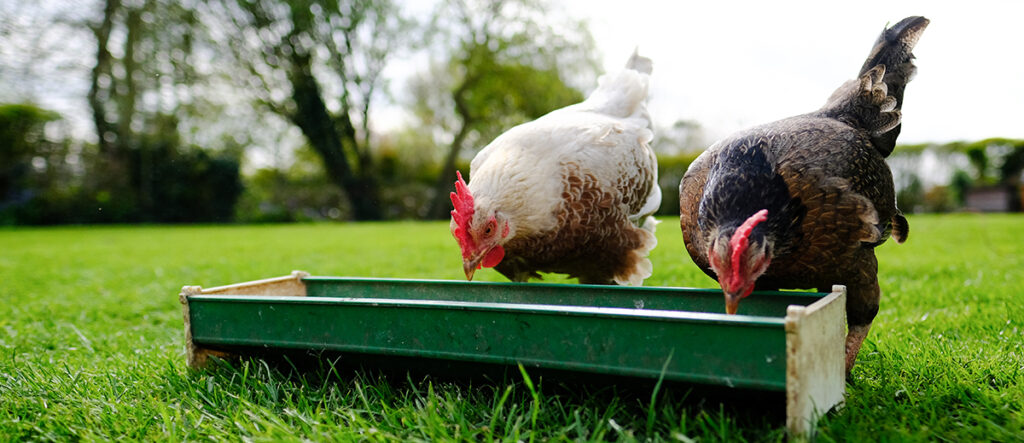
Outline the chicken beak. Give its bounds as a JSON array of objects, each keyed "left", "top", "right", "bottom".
[
  {"left": 462, "top": 244, "right": 504, "bottom": 281},
  {"left": 463, "top": 260, "right": 478, "bottom": 281},
  {"left": 462, "top": 253, "right": 484, "bottom": 281},
  {"left": 724, "top": 292, "right": 742, "bottom": 315}
]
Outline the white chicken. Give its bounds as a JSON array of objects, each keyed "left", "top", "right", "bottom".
[{"left": 450, "top": 51, "right": 660, "bottom": 285}]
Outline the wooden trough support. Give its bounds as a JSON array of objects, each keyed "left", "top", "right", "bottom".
[{"left": 180, "top": 271, "right": 846, "bottom": 436}]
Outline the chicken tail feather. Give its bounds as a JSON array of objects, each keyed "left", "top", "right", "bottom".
[
  {"left": 819, "top": 16, "right": 929, "bottom": 157},
  {"left": 625, "top": 48, "right": 653, "bottom": 75},
  {"left": 571, "top": 51, "right": 652, "bottom": 126},
  {"left": 859, "top": 16, "right": 929, "bottom": 82},
  {"left": 859, "top": 16, "right": 929, "bottom": 156},
  {"left": 891, "top": 211, "right": 909, "bottom": 243},
  {"left": 613, "top": 216, "right": 658, "bottom": 286}
]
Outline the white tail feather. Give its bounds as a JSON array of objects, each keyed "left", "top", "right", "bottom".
[
  {"left": 570, "top": 51, "right": 652, "bottom": 123},
  {"left": 614, "top": 216, "right": 659, "bottom": 286}
]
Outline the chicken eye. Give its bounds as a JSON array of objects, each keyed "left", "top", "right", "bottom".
[{"left": 483, "top": 219, "right": 498, "bottom": 237}]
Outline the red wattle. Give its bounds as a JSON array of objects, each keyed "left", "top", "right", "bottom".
[{"left": 481, "top": 246, "right": 505, "bottom": 268}]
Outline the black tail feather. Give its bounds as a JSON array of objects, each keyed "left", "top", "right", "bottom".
[
  {"left": 891, "top": 212, "right": 909, "bottom": 244},
  {"left": 859, "top": 16, "right": 929, "bottom": 156},
  {"left": 859, "top": 16, "right": 929, "bottom": 79}
]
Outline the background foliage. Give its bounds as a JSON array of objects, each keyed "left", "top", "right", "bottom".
[{"left": 1, "top": 0, "right": 1020, "bottom": 225}]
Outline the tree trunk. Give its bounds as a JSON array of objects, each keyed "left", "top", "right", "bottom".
[
  {"left": 87, "top": 0, "right": 138, "bottom": 221},
  {"left": 123, "top": 6, "right": 151, "bottom": 217},
  {"left": 288, "top": 52, "right": 382, "bottom": 221},
  {"left": 427, "top": 121, "right": 473, "bottom": 219},
  {"left": 88, "top": 0, "right": 120, "bottom": 155}
]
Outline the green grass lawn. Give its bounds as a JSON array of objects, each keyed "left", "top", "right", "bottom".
[{"left": 1, "top": 214, "right": 1022, "bottom": 441}]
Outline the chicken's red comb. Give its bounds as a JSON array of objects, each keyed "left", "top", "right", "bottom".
[
  {"left": 450, "top": 171, "right": 475, "bottom": 251},
  {"left": 728, "top": 209, "right": 769, "bottom": 290}
]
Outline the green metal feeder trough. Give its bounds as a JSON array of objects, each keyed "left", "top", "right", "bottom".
[{"left": 179, "top": 271, "right": 846, "bottom": 435}]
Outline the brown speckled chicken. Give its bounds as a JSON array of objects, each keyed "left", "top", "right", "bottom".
[
  {"left": 679, "top": 17, "right": 928, "bottom": 373},
  {"left": 451, "top": 52, "right": 660, "bottom": 285}
]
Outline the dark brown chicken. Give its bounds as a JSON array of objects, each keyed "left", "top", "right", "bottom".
[{"left": 679, "top": 16, "right": 928, "bottom": 373}]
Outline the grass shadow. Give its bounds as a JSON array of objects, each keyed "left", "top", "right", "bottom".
[{"left": 192, "top": 347, "right": 789, "bottom": 440}]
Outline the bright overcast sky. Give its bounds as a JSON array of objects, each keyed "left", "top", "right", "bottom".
[
  {"left": 12, "top": 1, "right": 1021, "bottom": 150},
  {"left": 559, "top": 0, "right": 1024, "bottom": 145}
]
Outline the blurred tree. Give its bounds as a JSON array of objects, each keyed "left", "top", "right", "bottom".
[
  {"left": 127, "top": 114, "right": 244, "bottom": 223},
  {"left": 0, "top": 103, "right": 242, "bottom": 224},
  {"left": 654, "top": 119, "right": 708, "bottom": 155},
  {"left": 86, "top": 0, "right": 204, "bottom": 149},
  {"left": 88, "top": 0, "right": 120, "bottom": 158},
  {"left": 82, "top": 0, "right": 245, "bottom": 222},
  {"left": 965, "top": 145, "right": 990, "bottom": 184},
  {"left": 201, "top": 0, "right": 414, "bottom": 220},
  {"left": 0, "top": 1, "right": 89, "bottom": 107},
  {"left": 922, "top": 185, "right": 955, "bottom": 213},
  {"left": 949, "top": 169, "right": 973, "bottom": 206},
  {"left": 414, "top": 0, "right": 598, "bottom": 219},
  {"left": 653, "top": 152, "right": 700, "bottom": 217},
  {"left": 235, "top": 145, "right": 350, "bottom": 223},
  {"left": 1000, "top": 143, "right": 1024, "bottom": 186},
  {"left": 896, "top": 173, "right": 924, "bottom": 213},
  {"left": 0, "top": 104, "right": 59, "bottom": 206}
]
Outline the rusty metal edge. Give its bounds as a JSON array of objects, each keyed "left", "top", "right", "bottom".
[
  {"left": 783, "top": 285, "right": 847, "bottom": 438},
  {"left": 179, "top": 270, "right": 310, "bottom": 369}
]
